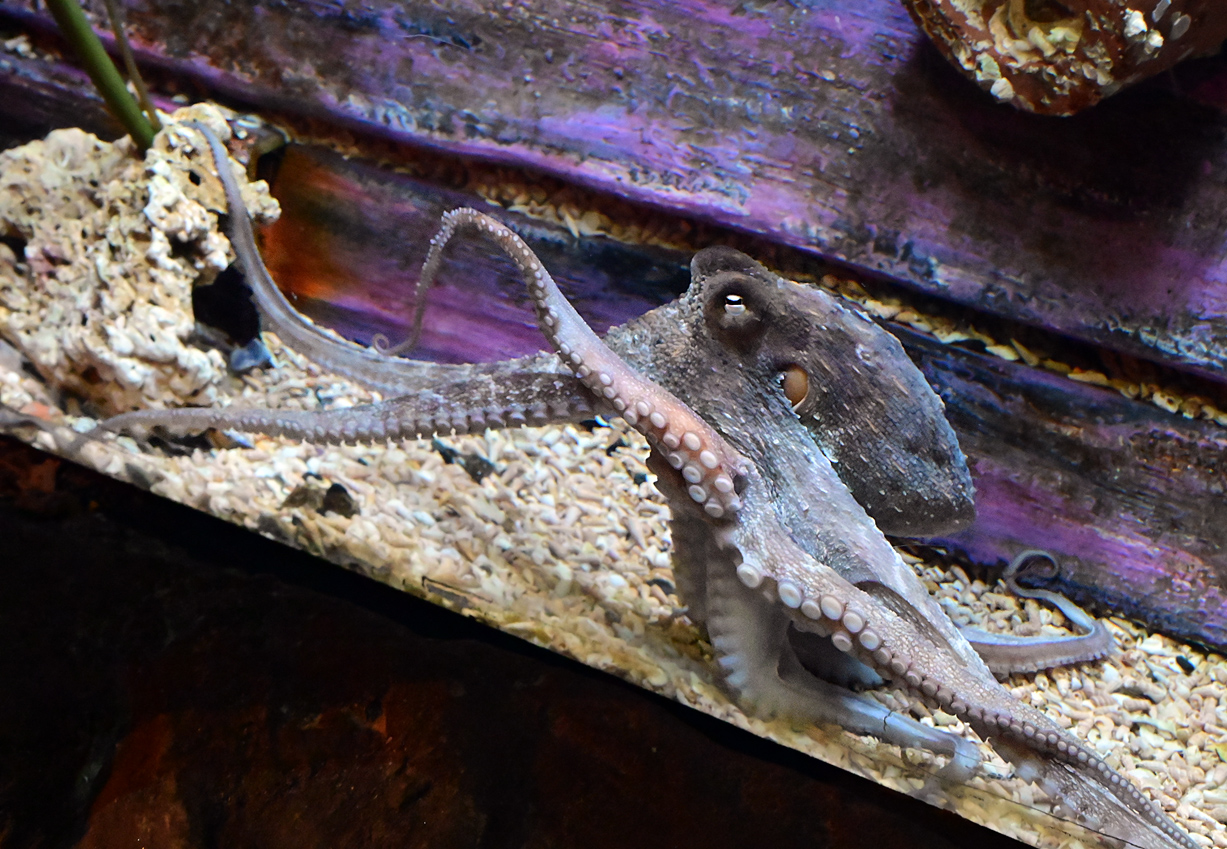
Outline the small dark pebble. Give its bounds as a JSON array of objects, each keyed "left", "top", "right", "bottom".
[
  {"left": 228, "top": 337, "right": 275, "bottom": 373},
  {"left": 605, "top": 436, "right": 628, "bottom": 456},
  {"left": 432, "top": 438, "right": 459, "bottom": 464},
  {"left": 1176, "top": 655, "right": 1196, "bottom": 675},
  {"left": 646, "top": 577, "right": 675, "bottom": 594},
  {"left": 459, "top": 454, "right": 496, "bottom": 484},
  {"left": 322, "top": 483, "right": 358, "bottom": 517},
  {"left": 633, "top": 472, "right": 648, "bottom": 485},
  {"left": 282, "top": 484, "right": 324, "bottom": 511},
  {"left": 432, "top": 438, "right": 495, "bottom": 483},
  {"left": 123, "top": 462, "right": 158, "bottom": 492}
]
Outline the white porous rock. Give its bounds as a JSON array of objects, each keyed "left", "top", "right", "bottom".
[{"left": 0, "top": 103, "right": 280, "bottom": 415}]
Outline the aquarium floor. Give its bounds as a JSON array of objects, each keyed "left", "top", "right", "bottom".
[{"left": 0, "top": 434, "right": 1029, "bottom": 849}]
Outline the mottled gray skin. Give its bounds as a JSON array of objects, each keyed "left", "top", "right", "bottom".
[
  {"left": 611, "top": 248, "right": 975, "bottom": 628},
  {"left": 102, "top": 124, "right": 1191, "bottom": 849},
  {"left": 613, "top": 247, "right": 975, "bottom": 538}
]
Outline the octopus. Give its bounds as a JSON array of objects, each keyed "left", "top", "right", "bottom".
[{"left": 100, "top": 120, "right": 1194, "bottom": 849}]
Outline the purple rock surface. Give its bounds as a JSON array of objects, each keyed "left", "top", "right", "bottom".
[{"left": 4, "top": 0, "right": 1227, "bottom": 379}]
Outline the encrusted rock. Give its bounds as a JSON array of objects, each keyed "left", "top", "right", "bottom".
[
  {"left": 0, "top": 103, "right": 279, "bottom": 415},
  {"left": 903, "top": 0, "right": 1227, "bottom": 115}
]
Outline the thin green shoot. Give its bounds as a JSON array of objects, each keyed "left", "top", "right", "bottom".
[
  {"left": 44, "top": 0, "right": 156, "bottom": 149},
  {"left": 101, "top": 0, "right": 161, "bottom": 135}
]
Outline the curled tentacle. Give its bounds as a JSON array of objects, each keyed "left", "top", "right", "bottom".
[
  {"left": 370, "top": 330, "right": 409, "bottom": 356},
  {"left": 424, "top": 209, "right": 749, "bottom": 519},
  {"left": 366, "top": 239, "right": 436, "bottom": 356},
  {"left": 368, "top": 303, "right": 426, "bottom": 357},
  {"left": 962, "top": 550, "right": 1114, "bottom": 676},
  {"left": 1004, "top": 551, "right": 1109, "bottom": 643}
]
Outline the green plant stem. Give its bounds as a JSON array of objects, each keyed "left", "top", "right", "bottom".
[
  {"left": 44, "top": 0, "right": 155, "bottom": 149},
  {"left": 102, "top": 0, "right": 161, "bottom": 134}
]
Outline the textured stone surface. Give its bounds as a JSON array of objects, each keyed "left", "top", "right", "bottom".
[{"left": 0, "top": 104, "right": 277, "bottom": 415}]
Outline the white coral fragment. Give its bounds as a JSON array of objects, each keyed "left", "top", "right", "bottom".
[
  {"left": 990, "top": 77, "right": 1016, "bottom": 102},
  {"left": 1124, "top": 10, "right": 1148, "bottom": 41}
]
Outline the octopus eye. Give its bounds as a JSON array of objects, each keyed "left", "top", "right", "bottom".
[
  {"left": 779, "top": 364, "right": 809, "bottom": 410},
  {"left": 705, "top": 277, "right": 764, "bottom": 349}
]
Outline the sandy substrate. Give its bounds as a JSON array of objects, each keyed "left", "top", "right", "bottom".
[
  {"left": 1, "top": 107, "right": 1224, "bottom": 849},
  {"left": 1, "top": 335, "right": 1223, "bottom": 849}
]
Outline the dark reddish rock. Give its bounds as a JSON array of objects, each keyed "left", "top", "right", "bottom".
[{"left": 904, "top": 0, "right": 1227, "bottom": 115}]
